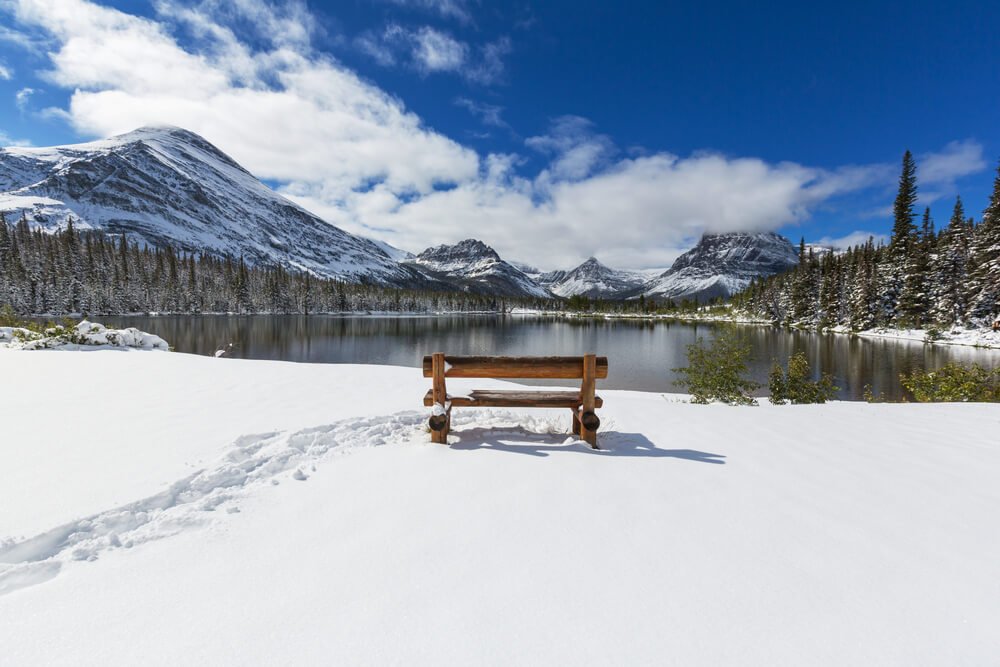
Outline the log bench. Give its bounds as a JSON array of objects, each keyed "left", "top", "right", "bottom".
[{"left": 422, "top": 353, "right": 608, "bottom": 448}]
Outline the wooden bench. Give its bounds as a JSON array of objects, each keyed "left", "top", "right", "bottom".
[{"left": 422, "top": 353, "right": 609, "bottom": 448}]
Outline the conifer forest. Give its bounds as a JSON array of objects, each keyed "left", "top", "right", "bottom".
[
  {"left": 732, "top": 153, "right": 1000, "bottom": 330},
  {"left": 0, "top": 214, "right": 549, "bottom": 316}
]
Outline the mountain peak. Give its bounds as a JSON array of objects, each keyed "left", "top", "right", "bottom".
[
  {"left": 416, "top": 238, "right": 501, "bottom": 263},
  {"left": 643, "top": 231, "right": 798, "bottom": 302},
  {"left": 410, "top": 239, "right": 549, "bottom": 298},
  {"left": 0, "top": 127, "right": 418, "bottom": 285},
  {"left": 535, "top": 256, "right": 647, "bottom": 299}
]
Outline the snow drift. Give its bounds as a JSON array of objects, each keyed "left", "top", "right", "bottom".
[{"left": 1, "top": 351, "right": 998, "bottom": 665}]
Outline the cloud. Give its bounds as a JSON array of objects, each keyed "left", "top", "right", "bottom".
[
  {"left": 383, "top": 0, "right": 473, "bottom": 24},
  {"left": 15, "top": 86, "right": 36, "bottom": 111},
  {"left": 815, "top": 231, "right": 888, "bottom": 250},
  {"left": 526, "top": 115, "right": 617, "bottom": 182},
  {"left": 3, "top": 0, "right": 978, "bottom": 271},
  {"left": 0, "top": 129, "right": 31, "bottom": 147},
  {"left": 454, "top": 97, "right": 507, "bottom": 128},
  {"left": 465, "top": 36, "right": 510, "bottom": 85},
  {"left": 287, "top": 147, "right": 877, "bottom": 270},
  {"left": 0, "top": 62, "right": 11, "bottom": 80},
  {"left": 919, "top": 140, "right": 986, "bottom": 187},
  {"left": 9, "top": 0, "right": 477, "bottom": 196},
  {"left": 0, "top": 23, "right": 40, "bottom": 50},
  {"left": 410, "top": 26, "right": 466, "bottom": 73},
  {"left": 356, "top": 24, "right": 509, "bottom": 84}
]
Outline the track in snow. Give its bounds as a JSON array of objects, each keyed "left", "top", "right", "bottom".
[{"left": 0, "top": 409, "right": 621, "bottom": 596}]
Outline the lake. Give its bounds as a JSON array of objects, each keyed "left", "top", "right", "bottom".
[{"left": 101, "top": 314, "right": 1000, "bottom": 401}]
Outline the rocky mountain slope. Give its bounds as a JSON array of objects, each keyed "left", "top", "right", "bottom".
[
  {"left": 534, "top": 257, "right": 650, "bottom": 299},
  {"left": 642, "top": 232, "right": 799, "bottom": 302},
  {"left": 0, "top": 126, "right": 421, "bottom": 285},
  {"left": 407, "top": 239, "right": 551, "bottom": 298}
]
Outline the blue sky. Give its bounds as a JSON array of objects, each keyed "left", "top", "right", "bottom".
[{"left": 1, "top": 0, "right": 998, "bottom": 269}]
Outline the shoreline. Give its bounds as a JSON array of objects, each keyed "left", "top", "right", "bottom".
[
  {"left": 508, "top": 309, "right": 1000, "bottom": 351},
  {"left": 13, "top": 308, "right": 1000, "bottom": 351}
]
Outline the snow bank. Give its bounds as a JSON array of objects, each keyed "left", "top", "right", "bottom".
[
  {"left": 850, "top": 324, "right": 1000, "bottom": 349},
  {"left": 0, "top": 320, "right": 169, "bottom": 350},
  {"left": 2, "top": 352, "right": 999, "bottom": 665}
]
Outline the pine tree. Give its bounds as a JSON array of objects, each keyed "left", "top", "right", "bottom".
[
  {"left": 883, "top": 150, "right": 919, "bottom": 324},
  {"left": 897, "top": 207, "right": 933, "bottom": 325},
  {"left": 931, "top": 197, "right": 972, "bottom": 325},
  {"left": 967, "top": 161, "right": 1000, "bottom": 322}
]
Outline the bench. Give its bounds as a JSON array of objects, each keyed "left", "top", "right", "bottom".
[{"left": 422, "top": 353, "right": 609, "bottom": 448}]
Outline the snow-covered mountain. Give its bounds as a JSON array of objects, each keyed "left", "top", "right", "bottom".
[
  {"left": 535, "top": 257, "right": 650, "bottom": 299},
  {"left": 407, "top": 239, "right": 551, "bottom": 298},
  {"left": 642, "top": 232, "right": 799, "bottom": 302},
  {"left": 0, "top": 126, "right": 421, "bottom": 285}
]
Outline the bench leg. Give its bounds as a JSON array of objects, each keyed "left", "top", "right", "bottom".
[
  {"left": 430, "top": 408, "right": 452, "bottom": 444},
  {"left": 571, "top": 410, "right": 581, "bottom": 436}
]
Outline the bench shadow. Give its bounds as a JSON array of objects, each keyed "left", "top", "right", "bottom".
[{"left": 449, "top": 426, "right": 726, "bottom": 464}]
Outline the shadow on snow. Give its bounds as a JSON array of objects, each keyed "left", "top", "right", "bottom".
[{"left": 448, "top": 426, "right": 726, "bottom": 463}]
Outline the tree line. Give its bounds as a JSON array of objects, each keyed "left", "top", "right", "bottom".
[
  {"left": 0, "top": 214, "right": 555, "bottom": 316},
  {"left": 732, "top": 152, "right": 1000, "bottom": 330}
]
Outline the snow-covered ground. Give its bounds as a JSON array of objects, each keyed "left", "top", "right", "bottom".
[
  {"left": 0, "top": 320, "right": 169, "bottom": 350},
  {"left": 2, "top": 349, "right": 1000, "bottom": 665}
]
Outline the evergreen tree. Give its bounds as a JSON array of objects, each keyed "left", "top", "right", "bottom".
[
  {"left": 967, "top": 161, "right": 1000, "bottom": 322},
  {"left": 897, "top": 207, "right": 933, "bottom": 325},
  {"left": 879, "top": 151, "right": 919, "bottom": 325},
  {"left": 931, "top": 197, "right": 972, "bottom": 325}
]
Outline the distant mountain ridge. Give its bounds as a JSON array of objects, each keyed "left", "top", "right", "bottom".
[
  {"left": 1, "top": 127, "right": 800, "bottom": 303},
  {"left": 534, "top": 257, "right": 649, "bottom": 299},
  {"left": 641, "top": 232, "right": 800, "bottom": 302},
  {"left": 407, "top": 239, "right": 551, "bottom": 298}
]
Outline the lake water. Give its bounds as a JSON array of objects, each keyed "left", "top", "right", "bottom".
[{"left": 99, "top": 314, "right": 1000, "bottom": 401}]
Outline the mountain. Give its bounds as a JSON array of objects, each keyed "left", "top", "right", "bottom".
[
  {"left": 407, "top": 239, "right": 551, "bottom": 298},
  {"left": 535, "top": 257, "right": 649, "bottom": 299},
  {"left": 0, "top": 126, "right": 421, "bottom": 286},
  {"left": 642, "top": 232, "right": 799, "bottom": 302}
]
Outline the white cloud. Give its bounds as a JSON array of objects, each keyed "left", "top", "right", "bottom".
[
  {"left": 815, "top": 231, "right": 888, "bottom": 250},
  {"left": 526, "top": 115, "right": 617, "bottom": 182},
  {"left": 0, "top": 129, "right": 31, "bottom": 147},
  {"left": 4, "top": 0, "right": 979, "bottom": 272},
  {"left": 384, "top": 0, "right": 473, "bottom": 24},
  {"left": 0, "top": 62, "right": 11, "bottom": 80},
  {"left": 10, "top": 0, "right": 477, "bottom": 196},
  {"left": 0, "top": 23, "right": 40, "bottom": 50},
  {"left": 919, "top": 140, "right": 986, "bottom": 187},
  {"left": 454, "top": 97, "right": 507, "bottom": 128},
  {"left": 356, "top": 24, "right": 509, "bottom": 85},
  {"left": 410, "top": 26, "right": 466, "bottom": 73},
  {"left": 15, "top": 86, "right": 35, "bottom": 110},
  {"left": 465, "top": 36, "right": 510, "bottom": 85}
]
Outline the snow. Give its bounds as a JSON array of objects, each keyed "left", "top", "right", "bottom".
[
  {"left": 409, "top": 239, "right": 551, "bottom": 298},
  {"left": 536, "top": 257, "right": 650, "bottom": 298},
  {"left": 2, "top": 350, "right": 1000, "bottom": 664},
  {"left": 0, "top": 320, "right": 169, "bottom": 350},
  {"left": 1, "top": 126, "right": 413, "bottom": 285}
]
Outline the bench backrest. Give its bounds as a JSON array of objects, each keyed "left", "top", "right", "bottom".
[{"left": 421, "top": 354, "right": 609, "bottom": 379}]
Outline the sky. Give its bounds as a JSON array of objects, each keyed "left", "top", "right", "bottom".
[{"left": 1, "top": 0, "right": 998, "bottom": 271}]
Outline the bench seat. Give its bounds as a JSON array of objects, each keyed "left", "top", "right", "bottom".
[{"left": 423, "top": 389, "right": 604, "bottom": 409}]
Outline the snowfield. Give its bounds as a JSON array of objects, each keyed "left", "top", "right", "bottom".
[{"left": 2, "top": 349, "right": 1000, "bottom": 665}]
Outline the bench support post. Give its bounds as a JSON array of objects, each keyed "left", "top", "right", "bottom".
[
  {"left": 579, "top": 353, "right": 599, "bottom": 449},
  {"left": 571, "top": 410, "right": 581, "bottom": 435},
  {"left": 430, "top": 352, "right": 450, "bottom": 443}
]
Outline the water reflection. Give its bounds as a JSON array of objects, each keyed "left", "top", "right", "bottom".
[{"left": 103, "top": 314, "right": 1000, "bottom": 401}]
